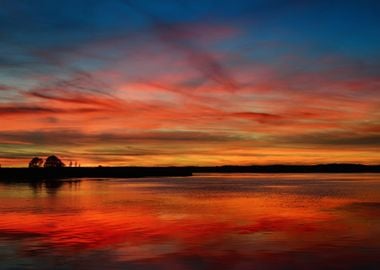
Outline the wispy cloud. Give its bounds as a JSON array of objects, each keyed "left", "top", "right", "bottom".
[{"left": 123, "top": 0, "right": 239, "bottom": 91}]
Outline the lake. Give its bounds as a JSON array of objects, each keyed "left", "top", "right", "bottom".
[{"left": 0, "top": 174, "right": 379, "bottom": 269}]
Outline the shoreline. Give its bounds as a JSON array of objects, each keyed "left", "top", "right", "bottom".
[{"left": 0, "top": 164, "right": 379, "bottom": 181}]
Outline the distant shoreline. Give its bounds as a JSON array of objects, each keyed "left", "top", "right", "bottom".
[{"left": 0, "top": 164, "right": 379, "bottom": 182}]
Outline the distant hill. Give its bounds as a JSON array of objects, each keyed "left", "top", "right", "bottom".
[{"left": 187, "top": 164, "right": 380, "bottom": 173}]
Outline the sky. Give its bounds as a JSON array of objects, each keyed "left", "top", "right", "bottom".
[{"left": 0, "top": 0, "right": 379, "bottom": 167}]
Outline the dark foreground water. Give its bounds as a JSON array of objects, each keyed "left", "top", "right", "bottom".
[{"left": 0, "top": 174, "right": 380, "bottom": 270}]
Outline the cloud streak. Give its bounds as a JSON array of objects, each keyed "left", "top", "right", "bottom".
[{"left": 123, "top": 0, "right": 239, "bottom": 91}]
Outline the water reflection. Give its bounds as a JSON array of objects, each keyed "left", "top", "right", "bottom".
[
  {"left": 27, "top": 180, "right": 81, "bottom": 196},
  {"left": 0, "top": 179, "right": 80, "bottom": 193},
  {"left": 0, "top": 174, "right": 379, "bottom": 269}
]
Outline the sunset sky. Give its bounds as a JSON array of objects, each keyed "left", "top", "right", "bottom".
[{"left": 0, "top": 0, "right": 379, "bottom": 167}]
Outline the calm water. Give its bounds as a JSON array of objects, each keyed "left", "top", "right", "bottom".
[{"left": 0, "top": 174, "right": 380, "bottom": 270}]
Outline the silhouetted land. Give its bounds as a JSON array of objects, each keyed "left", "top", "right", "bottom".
[
  {"left": 188, "top": 164, "right": 380, "bottom": 173},
  {"left": 0, "top": 167, "right": 192, "bottom": 182},
  {"left": 0, "top": 164, "right": 380, "bottom": 182}
]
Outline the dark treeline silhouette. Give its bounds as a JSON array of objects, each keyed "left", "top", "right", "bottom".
[
  {"left": 0, "top": 166, "right": 193, "bottom": 182},
  {"left": 187, "top": 164, "right": 380, "bottom": 173},
  {"left": 0, "top": 164, "right": 380, "bottom": 182},
  {"left": 28, "top": 155, "right": 65, "bottom": 168}
]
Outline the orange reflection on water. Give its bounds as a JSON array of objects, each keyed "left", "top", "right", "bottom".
[{"left": 0, "top": 174, "right": 380, "bottom": 269}]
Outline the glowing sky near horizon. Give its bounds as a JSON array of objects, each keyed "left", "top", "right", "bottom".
[{"left": 0, "top": 0, "right": 379, "bottom": 166}]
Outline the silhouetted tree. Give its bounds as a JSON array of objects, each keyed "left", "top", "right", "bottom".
[
  {"left": 29, "top": 157, "right": 44, "bottom": 168},
  {"left": 44, "top": 155, "right": 65, "bottom": 168}
]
